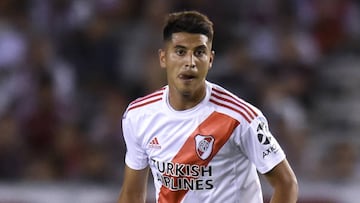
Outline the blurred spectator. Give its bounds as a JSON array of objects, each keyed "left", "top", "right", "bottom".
[
  {"left": 61, "top": 13, "right": 120, "bottom": 89},
  {"left": 0, "top": 1, "right": 28, "bottom": 117},
  {"left": 315, "top": 141, "right": 360, "bottom": 184},
  {"left": 52, "top": 122, "right": 86, "bottom": 180},
  {"left": 119, "top": 0, "right": 170, "bottom": 95},
  {"left": 296, "top": 0, "right": 360, "bottom": 54},
  {"left": 0, "top": 111, "right": 25, "bottom": 180},
  {"left": 21, "top": 70, "right": 60, "bottom": 156},
  {"left": 208, "top": 37, "right": 263, "bottom": 104},
  {"left": 23, "top": 154, "right": 59, "bottom": 181},
  {"left": 88, "top": 87, "right": 126, "bottom": 143},
  {"left": 19, "top": 35, "right": 76, "bottom": 120},
  {"left": 81, "top": 143, "right": 113, "bottom": 182},
  {"left": 87, "top": 86, "right": 128, "bottom": 179},
  {"left": 13, "top": 34, "right": 77, "bottom": 156}
]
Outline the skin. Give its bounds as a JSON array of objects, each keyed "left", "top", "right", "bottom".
[
  {"left": 117, "top": 165, "right": 149, "bottom": 203},
  {"left": 264, "top": 159, "right": 299, "bottom": 203},
  {"left": 117, "top": 32, "right": 298, "bottom": 203},
  {"left": 158, "top": 32, "right": 214, "bottom": 110}
]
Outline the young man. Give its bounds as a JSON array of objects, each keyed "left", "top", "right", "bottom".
[{"left": 118, "top": 10, "right": 298, "bottom": 203}]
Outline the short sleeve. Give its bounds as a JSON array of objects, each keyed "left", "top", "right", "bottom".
[
  {"left": 122, "top": 116, "right": 149, "bottom": 170},
  {"left": 240, "top": 114, "right": 286, "bottom": 174}
]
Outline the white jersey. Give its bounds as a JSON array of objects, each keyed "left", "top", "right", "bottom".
[{"left": 122, "top": 81, "right": 286, "bottom": 203}]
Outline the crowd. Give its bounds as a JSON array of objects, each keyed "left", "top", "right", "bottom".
[{"left": 0, "top": 0, "right": 359, "bottom": 185}]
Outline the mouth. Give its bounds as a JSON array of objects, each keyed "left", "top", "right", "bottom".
[{"left": 178, "top": 74, "right": 196, "bottom": 81}]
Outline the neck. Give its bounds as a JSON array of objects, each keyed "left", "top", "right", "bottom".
[{"left": 168, "top": 85, "right": 206, "bottom": 111}]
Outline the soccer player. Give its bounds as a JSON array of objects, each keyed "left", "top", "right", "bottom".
[{"left": 118, "top": 10, "right": 298, "bottom": 203}]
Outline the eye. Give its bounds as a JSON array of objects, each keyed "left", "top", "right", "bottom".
[
  {"left": 194, "top": 49, "right": 206, "bottom": 57},
  {"left": 175, "top": 48, "right": 186, "bottom": 56}
]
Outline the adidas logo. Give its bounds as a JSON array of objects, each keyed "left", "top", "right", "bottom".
[{"left": 148, "top": 137, "right": 161, "bottom": 149}]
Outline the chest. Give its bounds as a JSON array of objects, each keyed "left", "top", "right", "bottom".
[{"left": 139, "top": 111, "right": 240, "bottom": 166}]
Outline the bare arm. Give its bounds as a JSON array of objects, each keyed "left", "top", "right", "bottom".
[
  {"left": 263, "top": 159, "right": 298, "bottom": 203},
  {"left": 117, "top": 165, "right": 150, "bottom": 203}
]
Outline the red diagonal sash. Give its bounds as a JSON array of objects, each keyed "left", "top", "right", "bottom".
[{"left": 158, "top": 111, "right": 239, "bottom": 203}]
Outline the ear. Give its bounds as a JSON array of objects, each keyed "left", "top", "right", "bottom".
[
  {"left": 208, "top": 50, "right": 215, "bottom": 69},
  {"left": 159, "top": 49, "right": 166, "bottom": 69}
]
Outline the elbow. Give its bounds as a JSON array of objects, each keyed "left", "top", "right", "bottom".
[
  {"left": 288, "top": 176, "right": 299, "bottom": 197},
  {"left": 282, "top": 174, "right": 299, "bottom": 200},
  {"left": 274, "top": 172, "right": 299, "bottom": 200}
]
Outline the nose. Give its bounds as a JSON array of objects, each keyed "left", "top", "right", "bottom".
[{"left": 185, "top": 52, "right": 196, "bottom": 69}]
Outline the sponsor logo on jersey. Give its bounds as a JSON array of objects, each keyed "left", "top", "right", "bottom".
[
  {"left": 257, "top": 122, "right": 272, "bottom": 145},
  {"left": 195, "top": 135, "right": 214, "bottom": 160},
  {"left": 256, "top": 122, "right": 279, "bottom": 158},
  {"left": 148, "top": 137, "right": 161, "bottom": 149},
  {"left": 152, "top": 159, "right": 214, "bottom": 191},
  {"left": 258, "top": 133, "right": 271, "bottom": 145},
  {"left": 262, "top": 144, "right": 278, "bottom": 158}
]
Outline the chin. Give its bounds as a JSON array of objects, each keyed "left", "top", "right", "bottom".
[
  {"left": 173, "top": 80, "right": 200, "bottom": 95},
  {"left": 177, "top": 85, "right": 195, "bottom": 97},
  {"left": 180, "top": 90, "right": 192, "bottom": 97}
]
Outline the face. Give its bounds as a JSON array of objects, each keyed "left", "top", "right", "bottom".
[{"left": 159, "top": 32, "right": 214, "bottom": 99}]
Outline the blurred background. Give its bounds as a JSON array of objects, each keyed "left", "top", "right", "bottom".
[{"left": 0, "top": 0, "right": 359, "bottom": 202}]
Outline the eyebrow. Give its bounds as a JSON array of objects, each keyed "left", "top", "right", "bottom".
[{"left": 173, "top": 45, "right": 208, "bottom": 50}]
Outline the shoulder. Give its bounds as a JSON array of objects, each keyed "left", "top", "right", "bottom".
[
  {"left": 208, "top": 83, "right": 261, "bottom": 124},
  {"left": 123, "top": 87, "right": 166, "bottom": 118}
]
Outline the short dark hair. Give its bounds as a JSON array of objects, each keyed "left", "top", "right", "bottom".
[{"left": 162, "top": 10, "right": 214, "bottom": 42}]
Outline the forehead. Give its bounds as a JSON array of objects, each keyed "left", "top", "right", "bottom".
[{"left": 166, "top": 32, "right": 211, "bottom": 48}]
